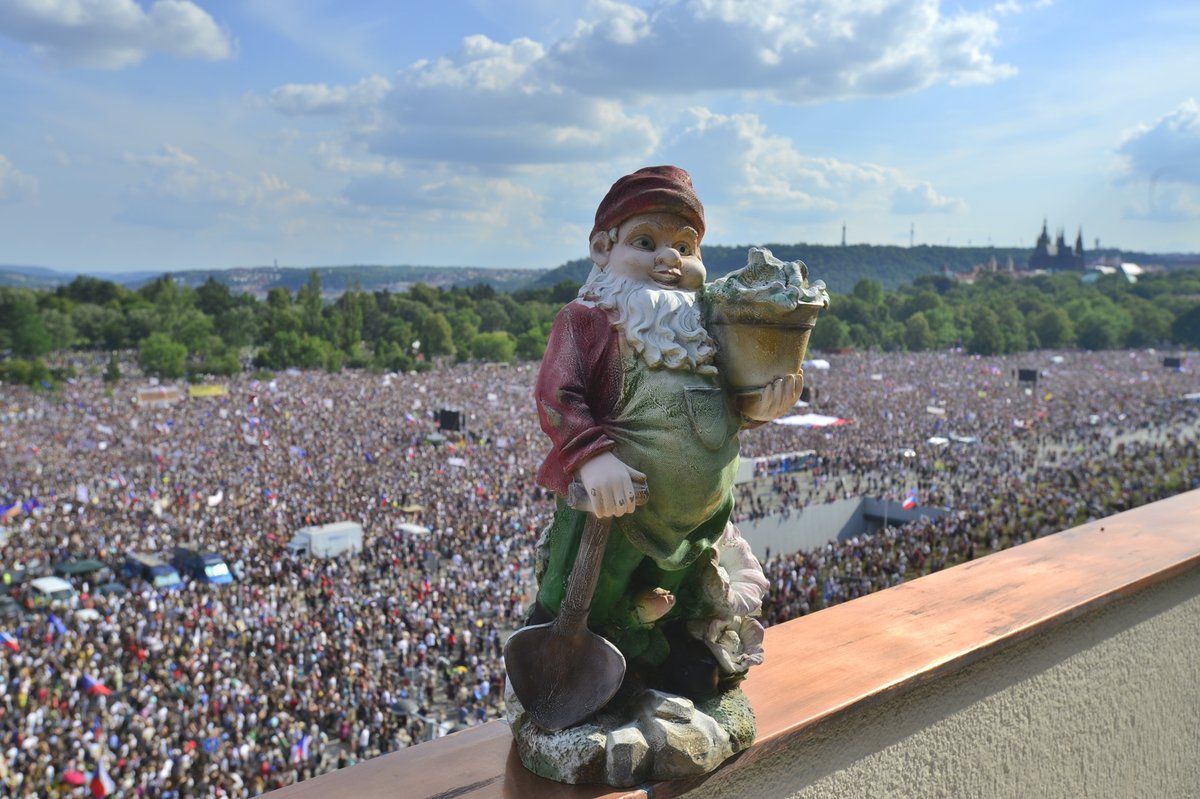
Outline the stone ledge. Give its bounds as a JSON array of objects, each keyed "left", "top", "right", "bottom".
[{"left": 266, "top": 489, "right": 1200, "bottom": 799}]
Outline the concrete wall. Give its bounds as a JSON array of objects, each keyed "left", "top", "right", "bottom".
[
  {"left": 738, "top": 499, "right": 946, "bottom": 560},
  {"left": 680, "top": 566, "right": 1200, "bottom": 799},
  {"left": 737, "top": 498, "right": 863, "bottom": 560}
]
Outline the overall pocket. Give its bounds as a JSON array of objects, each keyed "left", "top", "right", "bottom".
[{"left": 683, "top": 385, "right": 731, "bottom": 451}]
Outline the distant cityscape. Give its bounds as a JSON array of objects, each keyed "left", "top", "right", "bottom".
[{"left": 2, "top": 221, "right": 1199, "bottom": 298}]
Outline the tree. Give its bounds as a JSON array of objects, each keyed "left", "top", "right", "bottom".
[
  {"left": 59, "top": 275, "right": 124, "bottom": 306},
  {"left": 1075, "top": 310, "right": 1122, "bottom": 350},
  {"left": 469, "top": 331, "right": 517, "bottom": 362},
  {"left": 903, "top": 312, "right": 935, "bottom": 351},
  {"left": 138, "top": 333, "right": 187, "bottom": 378},
  {"left": 216, "top": 307, "right": 258, "bottom": 349},
  {"left": 1, "top": 290, "right": 53, "bottom": 358},
  {"left": 104, "top": 353, "right": 121, "bottom": 384},
  {"left": 852, "top": 278, "right": 884, "bottom": 306},
  {"left": 1125, "top": 300, "right": 1173, "bottom": 347},
  {"left": 1032, "top": 308, "right": 1075, "bottom": 349},
  {"left": 195, "top": 277, "right": 234, "bottom": 316},
  {"left": 967, "top": 308, "right": 1003, "bottom": 355},
  {"left": 476, "top": 299, "right": 511, "bottom": 333},
  {"left": 809, "top": 315, "right": 850, "bottom": 352},
  {"left": 297, "top": 271, "right": 325, "bottom": 336},
  {"left": 516, "top": 327, "right": 548, "bottom": 361},
  {"left": 195, "top": 349, "right": 241, "bottom": 377},
  {"left": 1172, "top": 305, "right": 1200, "bottom": 347},
  {"left": 171, "top": 308, "right": 216, "bottom": 353},
  {"left": 420, "top": 313, "right": 456, "bottom": 357}
]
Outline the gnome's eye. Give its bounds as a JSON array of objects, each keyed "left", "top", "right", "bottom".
[
  {"left": 631, "top": 235, "right": 653, "bottom": 250},
  {"left": 675, "top": 241, "right": 693, "bottom": 256}
]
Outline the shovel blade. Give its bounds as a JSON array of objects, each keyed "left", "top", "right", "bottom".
[{"left": 504, "top": 622, "right": 626, "bottom": 732}]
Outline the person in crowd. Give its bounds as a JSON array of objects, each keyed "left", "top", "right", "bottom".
[{"left": 0, "top": 344, "right": 1195, "bottom": 796}]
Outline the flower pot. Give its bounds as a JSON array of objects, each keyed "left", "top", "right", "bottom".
[{"left": 708, "top": 302, "right": 823, "bottom": 392}]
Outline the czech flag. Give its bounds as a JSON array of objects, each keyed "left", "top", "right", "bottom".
[
  {"left": 81, "top": 674, "right": 113, "bottom": 696},
  {"left": 90, "top": 760, "right": 116, "bottom": 798},
  {"left": 0, "top": 502, "right": 20, "bottom": 523},
  {"left": 0, "top": 632, "right": 19, "bottom": 652},
  {"left": 902, "top": 488, "right": 919, "bottom": 510}
]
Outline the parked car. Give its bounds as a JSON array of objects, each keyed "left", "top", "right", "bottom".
[
  {"left": 285, "top": 521, "right": 363, "bottom": 558},
  {"left": 2, "top": 567, "right": 31, "bottom": 597},
  {"left": 0, "top": 594, "right": 23, "bottom": 622},
  {"left": 96, "top": 580, "right": 128, "bottom": 597},
  {"left": 170, "top": 543, "right": 234, "bottom": 585},
  {"left": 25, "top": 576, "right": 79, "bottom": 609},
  {"left": 121, "top": 553, "right": 184, "bottom": 591}
]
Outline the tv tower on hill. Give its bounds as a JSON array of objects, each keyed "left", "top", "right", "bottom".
[{"left": 841, "top": 222, "right": 846, "bottom": 247}]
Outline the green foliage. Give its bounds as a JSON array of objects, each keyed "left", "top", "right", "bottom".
[
  {"left": 809, "top": 315, "right": 850, "bottom": 351},
  {"left": 0, "top": 289, "right": 53, "bottom": 358},
  {"left": 469, "top": 331, "right": 517, "bottom": 362},
  {"left": 104, "top": 353, "right": 122, "bottom": 384},
  {"left": 9, "top": 265, "right": 1200, "bottom": 374},
  {"left": 419, "top": 313, "right": 456, "bottom": 357},
  {"left": 903, "top": 312, "right": 936, "bottom": 351},
  {"left": 1032, "top": 308, "right": 1075, "bottom": 348},
  {"left": 968, "top": 308, "right": 1003, "bottom": 355},
  {"left": 138, "top": 332, "right": 187, "bottom": 378}
]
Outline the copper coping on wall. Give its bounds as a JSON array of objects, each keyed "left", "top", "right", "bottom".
[{"left": 267, "top": 489, "right": 1200, "bottom": 799}]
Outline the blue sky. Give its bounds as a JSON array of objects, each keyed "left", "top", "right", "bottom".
[{"left": 1, "top": 0, "right": 1198, "bottom": 274}]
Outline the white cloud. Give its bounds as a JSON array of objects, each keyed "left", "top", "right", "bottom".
[
  {"left": 266, "top": 1, "right": 1014, "bottom": 171},
  {"left": 992, "top": 0, "right": 1053, "bottom": 16},
  {"left": 548, "top": 0, "right": 1015, "bottom": 102},
  {"left": 0, "top": 0, "right": 234, "bottom": 69},
  {"left": 0, "top": 154, "right": 39, "bottom": 203},
  {"left": 268, "top": 76, "right": 392, "bottom": 116},
  {"left": 119, "top": 145, "right": 310, "bottom": 229},
  {"left": 1117, "top": 98, "right": 1200, "bottom": 186},
  {"left": 890, "top": 182, "right": 967, "bottom": 214},
  {"left": 661, "top": 109, "right": 963, "bottom": 233},
  {"left": 272, "top": 35, "right": 658, "bottom": 167}
]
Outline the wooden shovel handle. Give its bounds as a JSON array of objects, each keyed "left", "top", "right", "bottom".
[
  {"left": 555, "top": 481, "right": 650, "bottom": 634},
  {"left": 555, "top": 513, "right": 611, "bottom": 635}
]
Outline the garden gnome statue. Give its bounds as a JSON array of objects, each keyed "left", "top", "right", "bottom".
[{"left": 504, "top": 166, "right": 826, "bottom": 786}]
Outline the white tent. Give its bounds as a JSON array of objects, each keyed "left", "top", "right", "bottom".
[
  {"left": 774, "top": 413, "right": 848, "bottom": 427},
  {"left": 803, "top": 358, "right": 831, "bottom": 371}
]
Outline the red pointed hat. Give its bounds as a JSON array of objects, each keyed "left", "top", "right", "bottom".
[{"left": 592, "top": 165, "right": 705, "bottom": 240}]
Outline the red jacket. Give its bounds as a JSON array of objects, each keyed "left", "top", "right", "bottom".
[{"left": 534, "top": 302, "right": 623, "bottom": 496}]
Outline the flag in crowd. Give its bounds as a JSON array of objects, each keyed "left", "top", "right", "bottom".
[
  {"left": 90, "top": 760, "right": 116, "bottom": 798},
  {"left": 81, "top": 674, "right": 112, "bottom": 696}
]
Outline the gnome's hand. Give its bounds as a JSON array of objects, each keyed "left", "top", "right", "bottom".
[
  {"left": 576, "top": 451, "right": 646, "bottom": 518},
  {"left": 738, "top": 373, "right": 803, "bottom": 422}
]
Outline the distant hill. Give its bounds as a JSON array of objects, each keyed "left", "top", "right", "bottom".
[
  {"left": 527, "top": 245, "right": 1200, "bottom": 295},
  {"left": 5, "top": 246, "right": 1199, "bottom": 298},
  {"left": 528, "top": 245, "right": 1039, "bottom": 295},
  {"left": 0, "top": 263, "right": 545, "bottom": 297}
]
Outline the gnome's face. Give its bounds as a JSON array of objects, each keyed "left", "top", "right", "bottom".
[{"left": 591, "top": 212, "right": 706, "bottom": 292}]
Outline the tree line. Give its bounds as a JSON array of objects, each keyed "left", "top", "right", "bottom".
[{"left": 2, "top": 267, "right": 1200, "bottom": 385}]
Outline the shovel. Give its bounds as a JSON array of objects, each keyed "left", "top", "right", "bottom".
[{"left": 504, "top": 480, "right": 648, "bottom": 731}]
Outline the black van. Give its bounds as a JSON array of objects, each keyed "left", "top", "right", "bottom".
[{"left": 171, "top": 543, "right": 234, "bottom": 585}]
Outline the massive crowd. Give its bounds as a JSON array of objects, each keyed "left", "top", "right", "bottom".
[{"left": 1, "top": 346, "right": 1197, "bottom": 796}]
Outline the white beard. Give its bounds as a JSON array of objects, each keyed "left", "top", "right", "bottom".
[{"left": 579, "top": 266, "right": 718, "bottom": 374}]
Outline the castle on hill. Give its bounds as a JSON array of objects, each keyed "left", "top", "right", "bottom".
[{"left": 1029, "top": 219, "right": 1084, "bottom": 271}]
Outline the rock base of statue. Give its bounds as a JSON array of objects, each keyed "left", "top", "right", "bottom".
[{"left": 505, "top": 678, "right": 756, "bottom": 786}]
